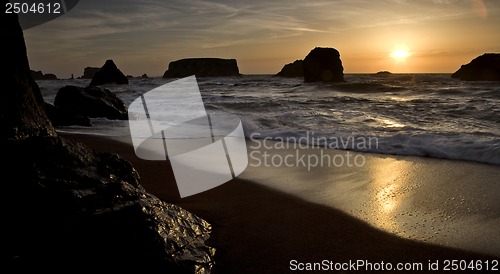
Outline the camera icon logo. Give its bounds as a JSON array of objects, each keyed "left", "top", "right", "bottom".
[{"left": 128, "top": 76, "right": 248, "bottom": 198}]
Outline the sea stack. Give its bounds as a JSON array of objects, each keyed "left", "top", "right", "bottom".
[
  {"left": 80, "top": 67, "right": 100, "bottom": 79},
  {"left": 30, "top": 70, "right": 58, "bottom": 80},
  {"left": 452, "top": 53, "right": 500, "bottom": 81},
  {"left": 303, "top": 47, "right": 344, "bottom": 82},
  {"left": 89, "top": 59, "right": 129, "bottom": 86},
  {"left": 275, "top": 60, "right": 304, "bottom": 77},
  {"left": 163, "top": 58, "right": 240, "bottom": 77}
]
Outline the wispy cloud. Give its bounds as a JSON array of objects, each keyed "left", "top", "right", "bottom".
[{"left": 23, "top": 0, "right": 500, "bottom": 76}]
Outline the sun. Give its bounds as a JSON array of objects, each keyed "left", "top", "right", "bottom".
[{"left": 390, "top": 49, "right": 410, "bottom": 62}]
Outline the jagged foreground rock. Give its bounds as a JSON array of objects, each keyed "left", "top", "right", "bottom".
[{"left": 1, "top": 4, "right": 214, "bottom": 272}]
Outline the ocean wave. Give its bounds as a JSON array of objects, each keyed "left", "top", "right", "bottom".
[
  {"left": 246, "top": 127, "right": 500, "bottom": 165},
  {"left": 38, "top": 74, "right": 500, "bottom": 165},
  {"left": 332, "top": 82, "right": 407, "bottom": 93}
]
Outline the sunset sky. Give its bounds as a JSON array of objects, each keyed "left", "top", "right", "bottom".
[{"left": 24, "top": 0, "right": 500, "bottom": 78}]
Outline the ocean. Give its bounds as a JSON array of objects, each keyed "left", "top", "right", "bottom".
[{"left": 38, "top": 74, "right": 500, "bottom": 165}]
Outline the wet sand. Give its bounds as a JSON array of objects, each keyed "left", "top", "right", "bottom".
[{"left": 60, "top": 132, "right": 500, "bottom": 273}]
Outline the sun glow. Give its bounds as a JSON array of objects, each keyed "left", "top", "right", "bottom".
[{"left": 390, "top": 49, "right": 410, "bottom": 61}]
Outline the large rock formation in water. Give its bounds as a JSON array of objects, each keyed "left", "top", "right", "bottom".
[
  {"left": 89, "top": 59, "right": 129, "bottom": 86},
  {"left": 275, "top": 60, "right": 304, "bottom": 77},
  {"left": 43, "top": 101, "right": 92, "bottom": 127},
  {"left": 80, "top": 67, "right": 100, "bottom": 79},
  {"left": 54, "top": 85, "right": 128, "bottom": 120},
  {"left": 303, "top": 47, "right": 344, "bottom": 82},
  {"left": 163, "top": 58, "right": 240, "bottom": 77},
  {"left": 452, "top": 53, "right": 500, "bottom": 81},
  {"left": 30, "top": 70, "right": 58, "bottom": 80},
  {"left": 1, "top": 6, "right": 214, "bottom": 272}
]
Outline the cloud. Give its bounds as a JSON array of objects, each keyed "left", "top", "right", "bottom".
[{"left": 23, "top": 0, "right": 500, "bottom": 76}]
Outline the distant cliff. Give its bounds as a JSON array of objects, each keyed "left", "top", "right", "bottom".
[
  {"left": 163, "top": 58, "right": 240, "bottom": 78},
  {"left": 452, "top": 53, "right": 500, "bottom": 81}
]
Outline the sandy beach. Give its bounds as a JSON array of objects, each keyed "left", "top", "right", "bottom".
[{"left": 59, "top": 132, "right": 500, "bottom": 273}]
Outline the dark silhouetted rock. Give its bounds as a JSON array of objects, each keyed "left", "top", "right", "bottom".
[
  {"left": 1, "top": 7, "right": 214, "bottom": 272},
  {"left": 4, "top": 135, "right": 215, "bottom": 272},
  {"left": 372, "top": 71, "right": 393, "bottom": 77},
  {"left": 80, "top": 67, "right": 100, "bottom": 79},
  {"left": 303, "top": 47, "right": 344, "bottom": 82},
  {"left": 30, "top": 70, "right": 58, "bottom": 80},
  {"left": 54, "top": 85, "right": 128, "bottom": 120},
  {"left": 90, "top": 59, "right": 129, "bottom": 86},
  {"left": 163, "top": 58, "right": 240, "bottom": 78},
  {"left": 275, "top": 60, "right": 304, "bottom": 77},
  {"left": 0, "top": 6, "right": 55, "bottom": 140},
  {"left": 126, "top": 74, "right": 134, "bottom": 78},
  {"left": 452, "top": 53, "right": 500, "bottom": 81},
  {"left": 141, "top": 73, "right": 149, "bottom": 78},
  {"left": 43, "top": 102, "right": 91, "bottom": 127}
]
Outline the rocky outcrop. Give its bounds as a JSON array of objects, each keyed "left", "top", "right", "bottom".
[
  {"left": 141, "top": 73, "right": 149, "bottom": 78},
  {"left": 0, "top": 7, "right": 55, "bottom": 140},
  {"left": 303, "top": 47, "right": 344, "bottom": 82},
  {"left": 275, "top": 60, "right": 304, "bottom": 77},
  {"left": 1, "top": 8, "right": 214, "bottom": 272},
  {"left": 452, "top": 53, "right": 500, "bottom": 81},
  {"left": 54, "top": 85, "right": 128, "bottom": 120},
  {"left": 372, "top": 71, "right": 393, "bottom": 77},
  {"left": 4, "top": 137, "right": 215, "bottom": 272},
  {"left": 43, "top": 102, "right": 92, "bottom": 127},
  {"left": 31, "top": 70, "right": 58, "bottom": 80},
  {"left": 163, "top": 58, "right": 240, "bottom": 78},
  {"left": 80, "top": 67, "right": 100, "bottom": 79},
  {"left": 90, "top": 59, "right": 129, "bottom": 86}
]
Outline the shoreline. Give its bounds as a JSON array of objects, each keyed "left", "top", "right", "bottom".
[{"left": 59, "top": 132, "right": 500, "bottom": 273}]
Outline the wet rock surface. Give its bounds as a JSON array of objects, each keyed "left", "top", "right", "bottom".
[{"left": 4, "top": 137, "right": 215, "bottom": 272}]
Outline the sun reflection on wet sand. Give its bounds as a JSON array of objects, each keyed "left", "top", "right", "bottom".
[
  {"left": 241, "top": 141, "right": 500, "bottom": 256},
  {"left": 367, "top": 158, "right": 413, "bottom": 233},
  {"left": 378, "top": 184, "right": 397, "bottom": 212}
]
